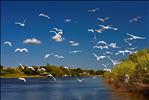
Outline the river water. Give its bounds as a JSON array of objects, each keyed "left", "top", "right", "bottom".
[{"left": 1, "top": 77, "right": 148, "bottom": 100}]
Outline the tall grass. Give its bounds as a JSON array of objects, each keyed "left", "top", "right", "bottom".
[{"left": 104, "top": 49, "right": 149, "bottom": 92}]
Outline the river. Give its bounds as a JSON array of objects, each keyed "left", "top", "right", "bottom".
[{"left": 1, "top": 77, "right": 148, "bottom": 100}]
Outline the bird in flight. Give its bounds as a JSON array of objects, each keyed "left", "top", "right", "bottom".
[
  {"left": 97, "top": 17, "right": 110, "bottom": 22},
  {"left": 124, "top": 49, "right": 137, "bottom": 55},
  {"left": 38, "top": 68, "right": 46, "bottom": 71},
  {"left": 93, "top": 45, "right": 108, "bottom": 49},
  {"left": 107, "top": 56, "right": 120, "bottom": 66},
  {"left": 94, "top": 28, "right": 105, "bottom": 33},
  {"left": 103, "top": 51, "right": 113, "bottom": 55},
  {"left": 98, "top": 25, "right": 118, "bottom": 31},
  {"left": 69, "top": 50, "right": 81, "bottom": 54},
  {"left": 18, "top": 78, "right": 26, "bottom": 83},
  {"left": 15, "top": 19, "right": 26, "bottom": 27},
  {"left": 92, "top": 53, "right": 106, "bottom": 60},
  {"left": 102, "top": 63, "right": 110, "bottom": 68},
  {"left": 115, "top": 50, "right": 126, "bottom": 56},
  {"left": 88, "top": 8, "right": 99, "bottom": 13},
  {"left": 39, "top": 13, "right": 50, "bottom": 19},
  {"left": 15, "top": 48, "right": 28, "bottom": 53},
  {"left": 88, "top": 29, "right": 94, "bottom": 33},
  {"left": 46, "top": 73, "right": 56, "bottom": 81},
  {"left": 64, "top": 19, "right": 72, "bottom": 22},
  {"left": 127, "top": 47, "right": 136, "bottom": 51},
  {"left": 76, "top": 78, "right": 84, "bottom": 83},
  {"left": 97, "top": 41, "right": 107, "bottom": 45},
  {"left": 3, "top": 41, "right": 12, "bottom": 47},
  {"left": 19, "top": 64, "right": 24, "bottom": 69},
  {"left": 69, "top": 41, "right": 79, "bottom": 46},
  {"left": 103, "top": 68, "right": 111, "bottom": 72},
  {"left": 52, "top": 28, "right": 63, "bottom": 32},
  {"left": 124, "top": 39, "right": 134, "bottom": 46},
  {"left": 54, "top": 55, "right": 64, "bottom": 59},
  {"left": 44, "top": 53, "right": 54, "bottom": 59},
  {"left": 108, "top": 43, "right": 120, "bottom": 48},
  {"left": 27, "top": 66, "right": 35, "bottom": 71},
  {"left": 126, "top": 33, "right": 146, "bottom": 40},
  {"left": 129, "top": 16, "right": 141, "bottom": 23}
]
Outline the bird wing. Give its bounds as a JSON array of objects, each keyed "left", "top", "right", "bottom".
[
  {"left": 23, "top": 48, "right": 28, "bottom": 52},
  {"left": 4, "top": 42, "right": 12, "bottom": 46},
  {"left": 15, "top": 48, "right": 20, "bottom": 52}
]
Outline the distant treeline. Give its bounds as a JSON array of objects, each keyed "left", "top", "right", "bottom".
[
  {"left": 0, "top": 64, "right": 104, "bottom": 78},
  {"left": 104, "top": 49, "right": 149, "bottom": 93}
]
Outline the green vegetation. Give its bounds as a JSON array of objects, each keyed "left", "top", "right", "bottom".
[
  {"left": 0, "top": 64, "right": 104, "bottom": 78},
  {"left": 104, "top": 49, "right": 149, "bottom": 93}
]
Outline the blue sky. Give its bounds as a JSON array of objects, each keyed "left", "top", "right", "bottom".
[{"left": 1, "top": 1, "right": 149, "bottom": 70}]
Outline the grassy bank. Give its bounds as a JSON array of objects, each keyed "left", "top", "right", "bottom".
[
  {"left": 0, "top": 64, "right": 104, "bottom": 78},
  {"left": 104, "top": 49, "right": 149, "bottom": 94}
]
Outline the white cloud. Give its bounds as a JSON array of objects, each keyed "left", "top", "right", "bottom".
[
  {"left": 52, "top": 34, "right": 64, "bottom": 42},
  {"left": 23, "top": 38, "right": 41, "bottom": 44}
]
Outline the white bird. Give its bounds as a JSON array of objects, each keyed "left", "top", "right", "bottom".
[
  {"left": 94, "top": 28, "right": 105, "bottom": 33},
  {"left": 97, "top": 41, "right": 107, "bottom": 45},
  {"left": 38, "top": 68, "right": 46, "bottom": 71},
  {"left": 44, "top": 53, "right": 54, "bottom": 59},
  {"left": 64, "top": 66, "right": 69, "bottom": 69},
  {"left": 97, "top": 17, "right": 110, "bottom": 22},
  {"left": 4, "top": 41, "right": 12, "bottom": 47},
  {"left": 124, "top": 39, "right": 134, "bottom": 46},
  {"left": 88, "top": 29, "right": 94, "bottom": 33},
  {"left": 103, "top": 51, "right": 113, "bottom": 55},
  {"left": 102, "top": 64, "right": 110, "bottom": 68},
  {"left": 27, "top": 66, "right": 35, "bottom": 71},
  {"left": 124, "top": 49, "right": 136, "bottom": 55},
  {"left": 69, "top": 41, "right": 79, "bottom": 46},
  {"left": 46, "top": 73, "right": 56, "bottom": 81},
  {"left": 18, "top": 78, "right": 26, "bottom": 83},
  {"left": 69, "top": 50, "right": 81, "bottom": 54},
  {"left": 115, "top": 50, "right": 125, "bottom": 56},
  {"left": 54, "top": 55, "right": 64, "bottom": 59},
  {"left": 129, "top": 16, "right": 141, "bottom": 23},
  {"left": 125, "top": 75, "right": 130, "bottom": 83},
  {"left": 127, "top": 47, "right": 136, "bottom": 50},
  {"left": 88, "top": 8, "right": 99, "bottom": 13},
  {"left": 93, "top": 45, "right": 108, "bottom": 49},
  {"left": 15, "top": 48, "right": 28, "bottom": 52},
  {"left": 91, "top": 76, "right": 97, "bottom": 79},
  {"left": 53, "top": 34, "right": 64, "bottom": 42},
  {"left": 39, "top": 13, "right": 50, "bottom": 19},
  {"left": 15, "top": 19, "right": 26, "bottom": 27},
  {"left": 19, "top": 64, "right": 24, "bottom": 69},
  {"left": 108, "top": 43, "right": 120, "bottom": 48},
  {"left": 76, "top": 78, "right": 84, "bottom": 83},
  {"left": 126, "top": 33, "right": 146, "bottom": 40},
  {"left": 64, "top": 19, "right": 72, "bottom": 22},
  {"left": 98, "top": 25, "right": 118, "bottom": 31},
  {"left": 92, "top": 53, "right": 106, "bottom": 60},
  {"left": 49, "top": 30, "right": 63, "bottom": 35},
  {"left": 103, "top": 68, "right": 111, "bottom": 72},
  {"left": 53, "top": 28, "right": 63, "bottom": 32},
  {"left": 107, "top": 56, "right": 120, "bottom": 66}
]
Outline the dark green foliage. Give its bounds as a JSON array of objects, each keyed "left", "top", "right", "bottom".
[{"left": 0, "top": 64, "right": 104, "bottom": 77}]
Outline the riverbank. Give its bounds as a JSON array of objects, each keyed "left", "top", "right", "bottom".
[
  {"left": 103, "top": 49, "right": 149, "bottom": 94},
  {"left": 104, "top": 78, "right": 149, "bottom": 94}
]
